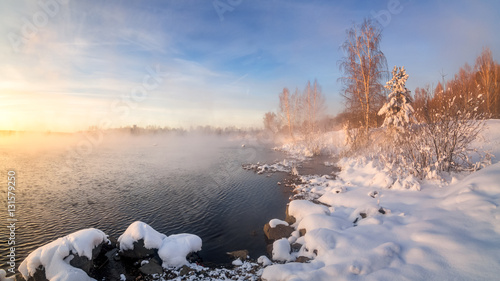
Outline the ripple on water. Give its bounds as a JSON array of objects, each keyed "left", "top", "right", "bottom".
[{"left": 0, "top": 137, "right": 291, "bottom": 265}]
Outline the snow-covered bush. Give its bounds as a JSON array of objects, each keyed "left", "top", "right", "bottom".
[
  {"left": 341, "top": 120, "right": 369, "bottom": 156},
  {"left": 380, "top": 96, "right": 488, "bottom": 179},
  {"left": 377, "top": 68, "right": 489, "bottom": 179}
]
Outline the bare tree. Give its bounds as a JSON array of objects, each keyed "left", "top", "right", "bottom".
[
  {"left": 279, "top": 87, "right": 298, "bottom": 139},
  {"left": 475, "top": 47, "right": 498, "bottom": 117},
  {"left": 263, "top": 112, "right": 279, "bottom": 133},
  {"left": 302, "top": 79, "right": 326, "bottom": 135},
  {"left": 339, "top": 18, "right": 388, "bottom": 135}
]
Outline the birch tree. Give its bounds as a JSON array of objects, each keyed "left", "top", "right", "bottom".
[{"left": 339, "top": 18, "right": 387, "bottom": 135}]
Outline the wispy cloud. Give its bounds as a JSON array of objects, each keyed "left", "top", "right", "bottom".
[{"left": 1, "top": 0, "right": 499, "bottom": 131}]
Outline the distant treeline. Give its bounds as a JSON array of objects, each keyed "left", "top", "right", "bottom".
[{"left": 82, "top": 125, "right": 261, "bottom": 136}]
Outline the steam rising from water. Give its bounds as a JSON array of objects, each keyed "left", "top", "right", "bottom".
[{"left": 0, "top": 131, "right": 290, "bottom": 265}]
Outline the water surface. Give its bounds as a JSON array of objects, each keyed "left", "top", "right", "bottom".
[{"left": 0, "top": 133, "right": 292, "bottom": 268}]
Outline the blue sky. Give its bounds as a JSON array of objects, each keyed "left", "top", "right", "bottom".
[{"left": 1, "top": 0, "right": 499, "bottom": 132}]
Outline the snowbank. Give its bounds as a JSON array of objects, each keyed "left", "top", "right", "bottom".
[
  {"left": 262, "top": 162, "right": 500, "bottom": 280},
  {"left": 19, "top": 228, "right": 108, "bottom": 281}
]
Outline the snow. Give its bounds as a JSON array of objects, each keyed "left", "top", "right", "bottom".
[
  {"left": 118, "top": 221, "right": 166, "bottom": 251},
  {"left": 269, "top": 219, "right": 289, "bottom": 228},
  {"left": 20, "top": 222, "right": 202, "bottom": 280},
  {"left": 0, "top": 270, "right": 14, "bottom": 281},
  {"left": 119, "top": 221, "right": 201, "bottom": 268},
  {"left": 258, "top": 255, "right": 273, "bottom": 266},
  {"left": 272, "top": 238, "right": 292, "bottom": 262},
  {"left": 287, "top": 200, "right": 330, "bottom": 223},
  {"left": 232, "top": 259, "right": 243, "bottom": 266},
  {"left": 18, "top": 228, "right": 108, "bottom": 281},
  {"left": 261, "top": 120, "right": 500, "bottom": 281},
  {"left": 158, "top": 234, "right": 202, "bottom": 268}
]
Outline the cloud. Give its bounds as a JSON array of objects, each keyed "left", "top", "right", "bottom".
[{"left": 1, "top": 0, "right": 499, "bottom": 131}]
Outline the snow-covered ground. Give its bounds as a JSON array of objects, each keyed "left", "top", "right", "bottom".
[{"left": 261, "top": 120, "right": 500, "bottom": 280}]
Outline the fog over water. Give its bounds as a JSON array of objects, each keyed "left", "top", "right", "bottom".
[{"left": 0, "top": 132, "right": 292, "bottom": 266}]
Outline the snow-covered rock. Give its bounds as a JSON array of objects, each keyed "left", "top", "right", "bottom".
[
  {"left": 118, "top": 221, "right": 166, "bottom": 253},
  {"left": 269, "top": 219, "right": 288, "bottom": 228},
  {"left": 272, "top": 238, "right": 292, "bottom": 262},
  {"left": 287, "top": 200, "right": 330, "bottom": 224},
  {"left": 19, "top": 228, "right": 108, "bottom": 281},
  {"left": 158, "top": 234, "right": 202, "bottom": 268},
  {"left": 118, "top": 221, "right": 201, "bottom": 268}
]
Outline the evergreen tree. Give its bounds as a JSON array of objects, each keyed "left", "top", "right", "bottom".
[{"left": 378, "top": 66, "right": 416, "bottom": 133}]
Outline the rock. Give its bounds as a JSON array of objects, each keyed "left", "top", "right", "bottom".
[
  {"left": 24, "top": 266, "right": 48, "bottom": 281},
  {"left": 186, "top": 252, "right": 203, "bottom": 264},
  {"left": 108, "top": 236, "right": 119, "bottom": 247},
  {"left": 378, "top": 207, "right": 386, "bottom": 214},
  {"left": 226, "top": 250, "right": 249, "bottom": 260},
  {"left": 263, "top": 223, "right": 294, "bottom": 241},
  {"left": 285, "top": 206, "right": 296, "bottom": 225},
  {"left": 69, "top": 255, "right": 92, "bottom": 275},
  {"left": 139, "top": 259, "right": 163, "bottom": 276},
  {"left": 295, "top": 256, "right": 311, "bottom": 263},
  {"left": 299, "top": 229, "right": 306, "bottom": 237},
  {"left": 291, "top": 243, "right": 302, "bottom": 252},
  {"left": 266, "top": 244, "right": 273, "bottom": 257},
  {"left": 92, "top": 247, "right": 132, "bottom": 281},
  {"left": 119, "top": 239, "right": 157, "bottom": 259},
  {"left": 69, "top": 242, "right": 104, "bottom": 274},
  {"left": 179, "top": 265, "right": 195, "bottom": 276}
]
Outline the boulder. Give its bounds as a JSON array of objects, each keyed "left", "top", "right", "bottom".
[
  {"left": 295, "top": 256, "right": 311, "bottom": 263},
  {"left": 139, "top": 259, "right": 163, "bottom": 276},
  {"left": 266, "top": 244, "right": 273, "bottom": 257},
  {"left": 119, "top": 239, "right": 157, "bottom": 259},
  {"left": 263, "top": 223, "right": 294, "bottom": 241},
  {"left": 69, "top": 242, "right": 104, "bottom": 274},
  {"left": 24, "top": 266, "right": 48, "bottom": 281},
  {"left": 226, "top": 250, "right": 249, "bottom": 260},
  {"left": 291, "top": 243, "right": 302, "bottom": 252},
  {"left": 285, "top": 206, "right": 296, "bottom": 225},
  {"left": 179, "top": 265, "right": 195, "bottom": 276}
]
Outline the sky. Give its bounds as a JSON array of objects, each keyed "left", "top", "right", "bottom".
[{"left": 1, "top": 0, "right": 499, "bottom": 132}]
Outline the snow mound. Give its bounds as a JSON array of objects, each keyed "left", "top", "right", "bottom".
[
  {"left": 272, "top": 238, "right": 292, "bottom": 262},
  {"left": 19, "top": 228, "right": 108, "bottom": 281},
  {"left": 118, "top": 221, "right": 166, "bottom": 251},
  {"left": 287, "top": 200, "right": 330, "bottom": 223},
  {"left": 269, "top": 219, "right": 289, "bottom": 228},
  {"left": 118, "top": 221, "right": 201, "bottom": 268},
  {"left": 158, "top": 234, "right": 202, "bottom": 268}
]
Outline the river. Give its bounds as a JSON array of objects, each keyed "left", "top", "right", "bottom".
[{"left": 0, "top": 132, "right": 293, "bottom": 268}]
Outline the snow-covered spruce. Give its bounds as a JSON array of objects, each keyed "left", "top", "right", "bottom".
[{"left": 378, "top": 65, "right": 416, "bottom": 133}]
